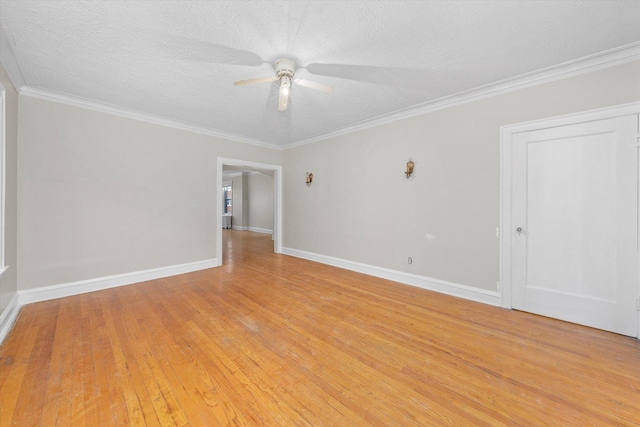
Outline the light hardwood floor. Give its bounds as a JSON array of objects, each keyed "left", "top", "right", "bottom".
[{"left": 1, "top": 230, "right": 639, "bottom": 426}]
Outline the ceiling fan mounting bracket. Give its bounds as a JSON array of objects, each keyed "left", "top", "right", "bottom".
[{"left": 274, "top": 58, "right": 296, "bottom": 79}]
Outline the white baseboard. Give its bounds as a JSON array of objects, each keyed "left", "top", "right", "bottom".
[
  {"left": 230, "top": 226, "right": 273, "bottom": 234},
  {"left": 248, "top": 227, "right": 273, "bottom": 234},
  {"left": 18, "top": 258, "right": 218, "bottom": 305},
  {"left": 281, "top": 247, "right": 501, "bottom": 307},
  {"left": 0, "top": 292, "right": 21, "bottom": 346}
]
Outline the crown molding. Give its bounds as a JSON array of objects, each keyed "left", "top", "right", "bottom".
[
  {"left": 283, "top": 41, "right": 640, "bottom": 149},
  {"left": 0, "top": 26, "right": 26, "bottom": 90},
  {"left": 19, "top": 86, "right": 283, "bottom": 150},
  {"left": 10, "top": 41, "right": 640, "bottom": 151}
]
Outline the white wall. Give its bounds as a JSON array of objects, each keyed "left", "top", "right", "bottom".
[
  {"left": 225, "top": 171, "right": 273, "bottom": 232},
  {"left": 247, "top": 173, "right": 274, "bottom": 232},
  {"left": 228, "top": 174, "right": 246, "bottom": 229},
  {"left": 282, "top": 60, "right": 640, "bottom": 292},
  {"left": 9, "top": 60, "right": 640, "bottom": 299},
  {"left": 241, "top": 173, "right": 249, "bottom": 229},
  {"left": 17, "top": 95, "right": 281, "bottom": 291},
  {"left": 0, "top": 64, "right": 18, "bottom": 312}
]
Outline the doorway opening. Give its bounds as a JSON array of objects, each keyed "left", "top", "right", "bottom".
[{"left": 216, "top": 157, "right": 282, "bottom": 267}]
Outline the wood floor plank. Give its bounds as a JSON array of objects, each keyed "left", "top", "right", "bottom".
[
  {"left": 184, "top": 285, "right": 384, "bottom": 426},
  {"left": 9, "top": 300, "right": 60, "bottom": 426},
  {"left": 102, "top": 292, "right": 149, "bottom": 427},
  {"left": 215, "top": 281, "right": 490, "bottom": 426},
  {"left": 139, "top": 299, "right": 232, "bottom": 426},
  {"left": 0, "top": 305, "right": 45, "bottom": 425},
  {"left": 181, "top": 287, "right": 332, "bottom": 425},
  {"left": 156, "top": 293, "right": 287, "bottom": 425},
  {"left": 40, "top": 296, "right": 76, "bottom": 426},
  {"left": 228, "top": 279, "right": 524, "bottom": 424},
  {"left": 65, "top": 295, "right": 86, "bottom": 427},
  {"left": 116, "top": 290, "right": 189, "bottom": 426},
  {"left": 230, "top": 271, "right": 528, "bottom": 422},
  {"left": 90, "top": 292, "right": 131, "bottom": 426},
  {"left": 108, "top": 290, "right": 163, "bottom": 427},
  {"left": 1, "top": 230, "right": 640, "bottom": 426}
]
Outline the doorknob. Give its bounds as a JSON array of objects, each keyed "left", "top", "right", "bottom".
[{"left": 516, "top": 227, "right": 523, "bottom": 234}]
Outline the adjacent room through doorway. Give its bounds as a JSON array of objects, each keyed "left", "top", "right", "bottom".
[{"left": 216, "top": 157, "right": 282, "bottom": 267}]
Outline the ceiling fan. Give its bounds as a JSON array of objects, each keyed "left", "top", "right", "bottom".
[{"left": 233, "top": 59, "right": 333, "bottom": 112}]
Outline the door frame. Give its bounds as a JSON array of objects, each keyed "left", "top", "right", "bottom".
[
  {"left": 216, "top": 157, "right": 282, "bottom": 266},
  {"left": 500, "top": 102, "right": 640, "bottom": 334}
]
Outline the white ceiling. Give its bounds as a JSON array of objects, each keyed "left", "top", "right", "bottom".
[{"left": 1, "top": 1, "right": 639, "bottom": 148}]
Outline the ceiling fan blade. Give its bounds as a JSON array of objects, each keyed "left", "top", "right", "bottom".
[
  {"left": 294, "top": 78, "right": 334, "bottom": 94},
  {"left": 305, "top": 63, "right": 446, "bottom": 88},
  {"left": 158, "top": 33, "right": 266, "bottom": 66},
  {"left": 234, "top": 77, "right": 277, "bottom": 86}
]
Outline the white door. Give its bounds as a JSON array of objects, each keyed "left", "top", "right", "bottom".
[{"left": 511, "top": 115, "right": 638, "bottom": 336}]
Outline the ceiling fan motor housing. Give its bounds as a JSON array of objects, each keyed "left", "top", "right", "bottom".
[{"left": 275, "top": 58, "right": 296, "bottom": 78}]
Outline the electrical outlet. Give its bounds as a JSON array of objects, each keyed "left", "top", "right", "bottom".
[{"left": 408, "top": 257, "right": 412, "bottom": 265}]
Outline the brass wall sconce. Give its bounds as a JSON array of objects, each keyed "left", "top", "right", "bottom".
[
  {"left": 306, "top": 172, "right": 313, "bottom": 186},
  {"left": 405, "top": 159, "right": 414, "bottom": 179}
]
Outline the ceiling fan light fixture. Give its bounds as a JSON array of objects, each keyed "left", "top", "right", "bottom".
[
  {"left": 278, "top": 75, "right": 291, "bottom": 111},
  {"left": 234, "top": 58, "right": 332, "bottom": 112}
]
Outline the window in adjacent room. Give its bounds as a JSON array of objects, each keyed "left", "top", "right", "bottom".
[{"left": 222, "top": 182, "right": 232, "bottom": 215}]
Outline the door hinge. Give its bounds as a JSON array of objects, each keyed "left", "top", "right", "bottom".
[{"left": 637, "top": 297, "right": 640, "bottom": 311}]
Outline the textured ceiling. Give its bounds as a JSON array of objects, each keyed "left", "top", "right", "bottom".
[{"left": 1, "top": 1, "right": 639, "bottom": 148}]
